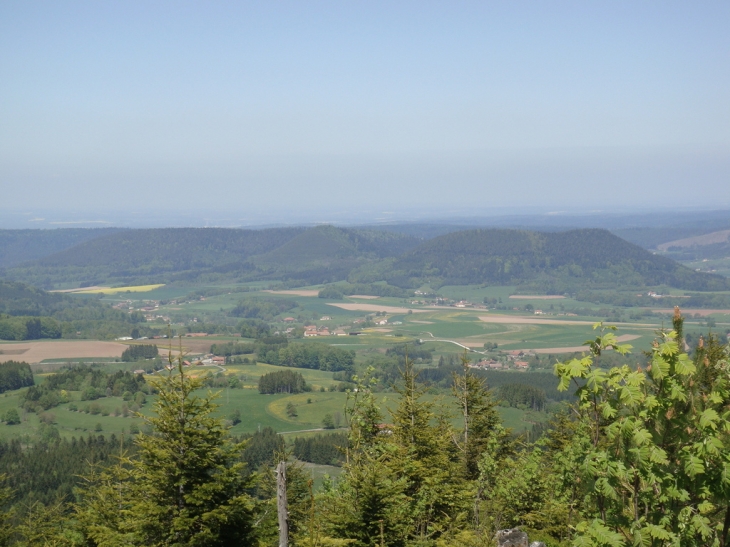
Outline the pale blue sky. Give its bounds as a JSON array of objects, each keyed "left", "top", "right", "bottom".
[{"left": 1, "top": 1, "right": 729, "bottom": 222}]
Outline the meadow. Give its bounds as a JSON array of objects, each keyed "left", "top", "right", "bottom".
[{"left": 3, "top": 280, "right": 723, "bottom": 446}]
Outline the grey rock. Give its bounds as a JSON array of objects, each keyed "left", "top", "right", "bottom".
[
  {"left": 496, "top": 528, "right": 528, "bottom": 547},
  {"left": 529, "top": 543, "right": 546, "bottom": 547}
]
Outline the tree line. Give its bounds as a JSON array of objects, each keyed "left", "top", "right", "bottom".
[
  {"left": 292, "top": 432, "right": 346, "bottom": 466},
  {"left": 23, "top": 366, "right": 147, "bottom": 413},
  {"left": 121, "top": 344, "right": 159, "bottom": 362},
  {"left": 0, "top": 361, "right": 34, "bottom": 393},
  {"left": 495, "top": 383, "right": 547, "bottom": 411},
  {"left": 258, "top": 370, "right": 309, "bottom": 394}
]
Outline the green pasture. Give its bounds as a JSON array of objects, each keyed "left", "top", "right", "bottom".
[
  {"left": 497, "top": 406, "right": 550, "bottom": 433},
  {"left": 0, "top": 376, "right": 551, "bottom": 442},
  {"left": 381, "top": 309, "right": 657, "bottom": 353},
  {"left": 219, "top": 363, "right": 337, "bottom": 390},
  {"left": 437, "top": 285, "right": 517, "bottom": 301}
]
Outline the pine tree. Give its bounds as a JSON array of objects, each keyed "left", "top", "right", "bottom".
[
  {"left": 388, "top": 354, "right": 468, "bottom": 543},
  {"left": 77, "top": 355, "right": 257, "bottom": 546},
  {"left": 0, "top": 475, "right": 13, "bottom": 547},
  {"left": 75, "top": 444, "right": 136, "bottom": 545},
  {"left": 318, "top": 367, "right": 410, "bottom": 547},
  {"left": 451, "top": 351, "right": 503, "bottom": 480}
]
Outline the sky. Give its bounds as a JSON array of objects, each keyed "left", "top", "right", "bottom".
[{"left": 1, "top": 1, "right": 729, "bottom": 226}]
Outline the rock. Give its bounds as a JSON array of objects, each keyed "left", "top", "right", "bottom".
[
  {"left": 496, "top": 528, "right": 529, "bottom": 547},
  {"left": 529, "top": 543, "right": 546, "bottom": 547}
]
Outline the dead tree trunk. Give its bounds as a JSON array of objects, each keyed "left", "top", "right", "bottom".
[{"left": 276, "top": 460, "right": 289, "bottom": 547}]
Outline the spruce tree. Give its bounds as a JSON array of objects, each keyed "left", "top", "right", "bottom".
[
  {"left": 130, "top": 358, "right": 256, "bottom": 546},
  {"left": 319, "top": 367, "right": 410, "bottom": 546},
  {"left": 389, "top": 355, "right": 468, "bottom": 543},
  {"left": 451, "top": 351, "right": 503, "bottom": 480}
]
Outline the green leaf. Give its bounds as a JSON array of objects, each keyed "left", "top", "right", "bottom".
[
  {"left": 620, "top": 385, "right": 642, "bottom": 407},
  {"left": 699, "top": 408, "right": 719, "bottom": 431},
  {"left": 632, "top": 428, "right": 652, "bottom": 447},
  {"left": 651, "top": 356, "right": 669, "bottom": 380},
  {"left": 683, "top": 454, "right": 704, "bottom": 477},
  {"left": 674, "top": 353, "right": 696, "bottom": 376}
]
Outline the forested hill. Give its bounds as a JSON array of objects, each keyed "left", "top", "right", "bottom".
[
  {"left": 0, "top": 228, "right": 123, "bottom": 269},
  {"left": 379, "top": 228, "right": 730, "bottom": 290},
  {"left": 4, "top": 226, "right": 728, "bottom": 291},
  {"left": 3, "top": 226, "right": 421, "bottom": 288},
  {"left": 34, "top": 227, "right": 306, "bottom": 269},
  {"left": 0, "top": 280, "right": 69, "bottom": 316},
  {"left": 3, "top": 227, "right": 305, "bottom": 287},
  {"left": 252, "top": 225, "right": 421, "bottom": 282}
]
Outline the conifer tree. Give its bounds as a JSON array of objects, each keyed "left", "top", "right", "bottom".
[
  {"left": 319, "top": 367, "right": 409, "bottom": 546},
  {"left": 388, "top": 355, "right": 467, "bottom": 543},
  {"left": 451, "top": 351, "right": 503, "bottom": 480},
  {"left": 128, "top": 357, "right": 256, "bottom": 546},
  {"left": 77, "top": 354, "right": 257, "bottom": 546}
]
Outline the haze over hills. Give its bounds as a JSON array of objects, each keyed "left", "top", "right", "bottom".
[
  {"left": 2, "top": 225, "right": 728, "bottom": 292},
  {"left": 0, "top": 228, "right": 124, "bottom": 269}
]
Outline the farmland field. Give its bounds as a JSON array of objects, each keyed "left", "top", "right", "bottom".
[
  {"left": 63, "top": 284, "right": 166, "bottom": 294},
  {"left": 0, "top": 340, "right": 127, "bottom": 364}
]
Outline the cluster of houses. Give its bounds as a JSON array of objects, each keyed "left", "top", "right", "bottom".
[
  {"left": 471, "top": 349, "right": 533, "bottom": 370},
  {"left": 303, "top": 325, "right": 348, "bottom": 337}
]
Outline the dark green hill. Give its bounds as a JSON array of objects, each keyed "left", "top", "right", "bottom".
[
  {"left": 252, "top": 225, "right": 421, "bottom": 284},
  {"left": 0, "top": 279, "right": 68, "bottom": 316},
  {"left": 380, "top": 228, "right": 730, "bottom": 291},
  {"left": 4, "top": 226, "right": 420, "bottom": 288},
  {"left": 4, "top": 227, "right": 305, "bottom": 287},
  {"left": 36, "top": 227, "right": 305, "bottom": 269},
  {"left": 0, "top": 228, "right": 123, "bottom": 268},
  {"left": 4, "top": 226, "right": 727, "bottom": 292}
]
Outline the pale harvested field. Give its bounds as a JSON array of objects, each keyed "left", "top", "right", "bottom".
[
  {"left": 264, "top": 289, "right": 320, "bottom": 297},
  {"left": 508, "top": 295, "right": 566, "bottom": 300},
  {"left": 328, "top": 303, "right": 428, "bottom": 313},
  {"left": 52, "top": 284, "right": 165, "bottom": 295},
  {"left": 654, "top": 308, "right": 730, "bottom": 317},
  {"left": 410, "top": 320, "right": 434, "bottom": 324},
  {"left": 367, "top": 328, "right": 393, "bottom": 333},
  {"left": 349, "top": 295, "right": 380, "bottom": 299},
  {"left": 0, "top": 341, "right": 127, "bottom": 364},
  {"left": 479, "top": 315, "right": 596, "bottom": 325}
]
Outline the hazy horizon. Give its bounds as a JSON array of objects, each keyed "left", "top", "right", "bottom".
[
  {"left": 2, "top": 2, "right": 729, "bottom": 215},
  {"left": 1, "top": 204, "right": 729, "bottom": 231}
]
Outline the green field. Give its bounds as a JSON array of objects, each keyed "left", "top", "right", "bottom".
[{"left": 3, "top": 279, "right": 718, "bottom": 446}]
